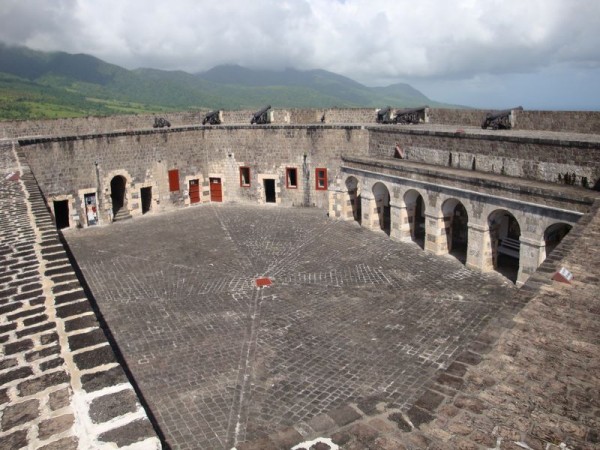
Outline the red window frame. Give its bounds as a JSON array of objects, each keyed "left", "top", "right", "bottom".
[
  {"left": 239, "top": 167, "right": 251, "bottom": 187},
  {"left": 168, "top": 169, "right": 180, "bottom": 192},
  {"left": 315, "top": 168, "right": 328, "bottom": 190},
  {"left": 286, "top": 167, "right": 298, "bottom": 189}
]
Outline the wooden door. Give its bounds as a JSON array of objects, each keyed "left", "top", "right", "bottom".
[
  {"left": 209, "top": 178, "right": 222, "bottom": 202},
  {"left": 189, "top": 179, "right": 200, "bottom": 204}
]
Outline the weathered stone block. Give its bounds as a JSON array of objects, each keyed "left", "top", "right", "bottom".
[
  {"left": 89, "top": 389, "right": 138, "bottom": 423},
  {"left": 38, "top": 436, "right": 78, "bottom": 450},
  {"left": 73, "top": 345, "right": 116, "bottom": 370},
  {"left": 1, "top": 398, "right": 39, "bottom": 430},
  {"left": 48, "top": 387, "right": 71, "bottom": 411},
  {"left": 38, "top": 413, "right": 75, "bottom": 440},
  {"left": 327, "top": 405, "right": 362, "bottom": 427},
  {"left": 67, "top": 328, "right": 107, "bottom": 352},
  {"left": 18, "top": 371, "right": 69, "bottom": 396},
  {"left": 0, "top": 366, "right": 33, "bottom": 386},
  {"left": 97, "top": 418, "right": 156, "bottom": 447}
]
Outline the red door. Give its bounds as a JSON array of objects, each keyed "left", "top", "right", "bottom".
[
  {"left": 210, "top": 178, "right": 222, "bottom": 202},
  {"left": 189, "top": 179, "right": 200, "bottom": 204}
]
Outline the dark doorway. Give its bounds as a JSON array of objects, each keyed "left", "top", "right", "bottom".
[
  {"left": 189, "top": 179, "right": 200, "bottom": 204},
  {"left": 414, "top": 195, "right": 425, "bottom": 242},
  {"left": 264, "top": 179, "right": 276, "bottom": 203},
  {"left": 489, "top": 210, "right": 520, "bottom": 284},
  {"left": 210, "top": 178, "right": 222, "bottom": 202},
  {"left": 447, "top": 201, "right": 468, "bottom": 263},
  {"left": 110, "top": 176, "right": 126, "bottom": 216},
  {"left": 141, "top": 187, "right": 152, "bottom": 214},
  {"left": 53, "top": 200, "right": 69, "bottom": 230}
]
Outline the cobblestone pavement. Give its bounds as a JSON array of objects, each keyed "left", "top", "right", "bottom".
[{"left": 64, "top": 204, "right": 522, "bottom": 450}]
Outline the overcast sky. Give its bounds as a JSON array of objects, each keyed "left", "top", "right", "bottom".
[{"left": 1, "top": 0, "right": 599, "bottom": 110}]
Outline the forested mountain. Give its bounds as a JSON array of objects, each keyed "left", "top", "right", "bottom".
[{"left": 0, "top": 44, "right": 443, "bottom": 120}]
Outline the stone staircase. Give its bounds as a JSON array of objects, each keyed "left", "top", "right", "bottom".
[{"left": 113, "top": 207, "right": 132, "bottom": 222}]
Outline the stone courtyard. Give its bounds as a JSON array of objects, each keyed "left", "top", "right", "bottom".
[{"left": 64, "top": 204, "right": 521, "bottom": 449}]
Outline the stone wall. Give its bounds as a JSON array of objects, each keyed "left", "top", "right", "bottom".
[
  {"left": 3, "top": 108, "right": 600, "bottom": 140},
  {"left": 368, "top": 127, "right": 600, "bottom": 188},
  {"left": 426, "top": 108, "right": 485, "bottom": 127},
  {"left": 20, "top": 125, "right": 369, "bottom": 226},
  {"left": 514, "top": 110, "right": 600, "bottom": 134}
]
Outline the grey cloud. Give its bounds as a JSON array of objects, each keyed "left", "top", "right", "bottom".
[{"left": 0, "top": 0, "right": 598, "bottom": 108}]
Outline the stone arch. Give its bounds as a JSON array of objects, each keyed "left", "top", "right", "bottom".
[
  {"left": 372, "top": 182, "right": 391, "bottom": 235},
  {"left": 403, "top": 189, "right": 426, "bottom": 247},
  {"left": 110, "top": 175, "right": 127, "bottom": 216},
  {"left": 543, "top": 222, "right": 572, "bottom": 258},
  {"left": 345, "top": 175, "right": 361, "bottom": 223},
  {"left": 104, "top": 169, "right": 133, "bottom": 222},
  {"left": 487, "top": 209, "right": 521, "bottom": 284},
  {"left": 441, "top": 198, "right": 469, "bottom": 262}
]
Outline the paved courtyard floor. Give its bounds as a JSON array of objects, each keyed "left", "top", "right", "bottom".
[{"left": 64, "top": 204, "right": 519, "bottom": 449}]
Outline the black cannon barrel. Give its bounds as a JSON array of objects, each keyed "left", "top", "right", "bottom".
[
  {"left": 251, "top": 105, "right": 272, "bottom": 124},
  {"left": 394, "top": 106, "right": 428, "bottom": 125},
  {"left": 253, "top": 105, "right": 271, "bottom": 117},
  {"left": 202, "top": 110, "right": 221, "bottom": 125},
  {"left": 395, "top": 106, "right": 428, "bottom": 115},
  {"left": 481, "top": 106, "right": 523, "bottom": 129}
]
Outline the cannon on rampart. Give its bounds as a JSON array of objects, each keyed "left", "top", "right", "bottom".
[
  {"left": 395, "top": 106, "right": 428, "bottom": 125},
  {"left": 153, "top": 117, "right": 171, "bottom": 128},
  {"left": 251, "top": 105, "right": 272, "bottom": 125},
  {"left": 202, "top": 110, "right": 221, "bottom": 125},
  {"left": 481, "top": 106, "right": 523, "bottom": 130},
  {"left": 376, "top": 107, "right": 394, "bottom": 124}
]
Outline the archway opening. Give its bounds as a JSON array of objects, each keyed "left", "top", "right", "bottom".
[
  {"left": 488, "top": 209, "right": 521, "bottom": 284},
  {"left": 543, "top": 223, "right": 572, "bottom": 258},
  {"left": 345, "top": 176, "right": 361, "bottom": 223},
  {"left": 372, "top": 182, "right": 390, "bottom": 236},
  {"left": 110, "top": 176, "right": 126, "bottom": 216},
  {"left": 404, "top": 189, "right": 425, "bottom": 249},
  {"left": 442, "top": 199, "right": 468, "bottom": 263}
]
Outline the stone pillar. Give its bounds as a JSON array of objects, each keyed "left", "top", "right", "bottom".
[
  {"left": 516, "top": 236, "right": 545, "bottom": 287},
  {"left": 360, "top": 193, "right": 378, "bottom": 231},
  {"left": 398, "top": 202, "right": 415, "bottom": 242},
  {"left": 389, "top": 203, "right": 403, "bottom": 242},
  {"left": 424, "top": 212, "right": 448, "bottom": 255},
  {"left": 328, "top": 188, "right": 343, "bottom": 219},
  {"left": 465, "top": 223, "right": 489, "bottom": 272}
]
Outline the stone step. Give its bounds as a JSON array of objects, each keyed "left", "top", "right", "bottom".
[{"left": 113, "top": 209, "right": 132, "bottom": 222}]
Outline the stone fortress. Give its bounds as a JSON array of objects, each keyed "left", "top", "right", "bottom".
[{"left": 0, "top": 107, "right": 599, "bottom": 449}]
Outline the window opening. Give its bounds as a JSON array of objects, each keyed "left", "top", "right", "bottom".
[
  {"left": 286, "top": 167, "right": 298, "bottom": 189},
  {"left": 315, "top": 168, "right": 327, "bottom": 190},
  {"left": 240, "top": 167, "right": 251, "bottom": 187}
]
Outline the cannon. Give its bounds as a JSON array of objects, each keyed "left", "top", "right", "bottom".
[
  {"left": 481, "top": 106, "right": 523, "bottom": 130},
  {"left": 202, "top": 110, "right": 221, "bottom": 125},
  {"left": 376, "top": 106, "right": 394, "bottom": 124},
  {"left": 395, "top": 106, "right": 428, "bottom": 125},
  {"left": 251, "top": 105, "right": 272, "bottom": 125},
  {"left": 153, "top": 117, "right": 171, "bottom": 128}
]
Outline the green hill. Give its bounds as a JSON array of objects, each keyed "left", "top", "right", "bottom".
[{"left": 0, "top": 43, "right": 445, "bottom": 120}]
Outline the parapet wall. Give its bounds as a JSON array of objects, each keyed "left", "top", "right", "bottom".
[
  {"left": 369, "top": 127, "right": 600, "bottom": 188},
  {"left": 3, "top": 108, "right": 599, "bottom": 140}
]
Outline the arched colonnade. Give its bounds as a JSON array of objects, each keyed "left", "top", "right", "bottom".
[{"left": 331, "top": 174, "right": 574, "bottom": 286}]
